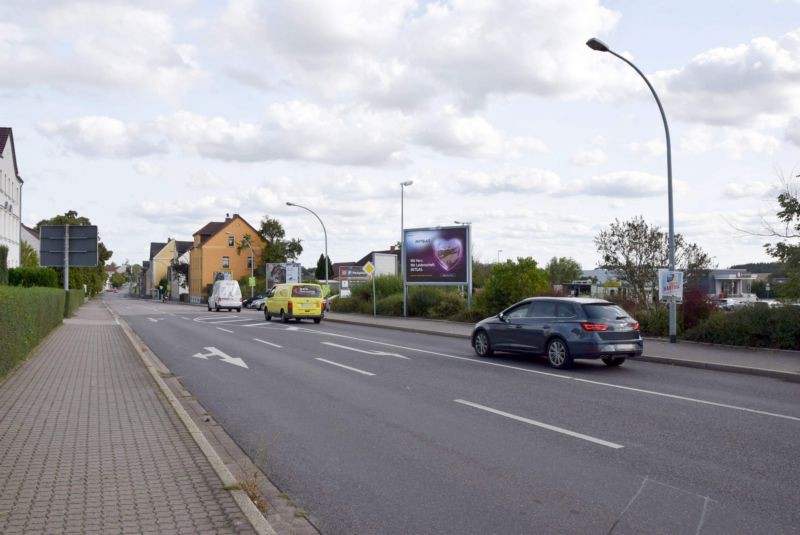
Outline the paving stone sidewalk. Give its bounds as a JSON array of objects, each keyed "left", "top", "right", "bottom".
[{"left": 0, "top": 300, "right": 256, "bottom": 534}]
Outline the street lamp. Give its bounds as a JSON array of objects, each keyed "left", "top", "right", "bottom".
[
  {"left": 228, "top": 232, "right": 255, "bottom": 298},
  {"left": 454, "top": 220, "right": 472, "bottom": 226},
  {"left": 400, "top": 180, "right": 414, "bottom": 317},
  {"left": 587, "top": 37, "right": 677, "bottom": 344},
  {"left": 286, "top": 202, "right": 328, "bottom": 284}
]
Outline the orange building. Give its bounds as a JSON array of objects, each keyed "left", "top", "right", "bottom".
[{"left": 189, "top": 214, "right": 266, "bottom": 302}]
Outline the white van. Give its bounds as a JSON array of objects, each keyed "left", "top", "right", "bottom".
[{"left": 208, "top": 280, "right": 243, "bottom": 312}]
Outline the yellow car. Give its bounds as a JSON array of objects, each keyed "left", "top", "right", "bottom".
[{"left": 264, "top": 283, "right": 324, "bottom": 324}]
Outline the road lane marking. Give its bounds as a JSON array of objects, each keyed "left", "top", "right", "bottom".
[
  {"left": 571, "top": 377, "right": 800, "bottom": 423},
  {"left": 181, "top": 317, "right": 190, "bottom": 320},
  {"left": 253, "top": 338, "right": 282, "bottom": 348},
  {"left": 454, "top": 399, "right": 624, "bottom": 449},
  {"left": 217, "top": 327, "right": 234, "bottom": 333},
  {"left": 315, "top": 358, "right": 375, "bottom": 376},
  {"left": 293, "top": 327, "right": 800, "bottom": 423},
  {"left": 192, "top": 346, "right": 248, "bottom": 369},
  {"left": 322, "top": 342, "right": 410, "bottom": 360},
  {"left": 244, "top": 323, "right": 275, "bottom": 327}
]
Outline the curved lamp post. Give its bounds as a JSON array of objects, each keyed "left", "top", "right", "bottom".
[
  {"left": 400, "top": 180, "right": 414, "bottom": 317},
  {"left": 286, "top": 202, "right": 328, "bottom": 283},
  {"left": 587, "top": 37, "right": 677, "bottom": 343}
]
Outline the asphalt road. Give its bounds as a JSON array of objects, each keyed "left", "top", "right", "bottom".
[{"left": 107, "top": 293, "right": 800, "bottom": 535}]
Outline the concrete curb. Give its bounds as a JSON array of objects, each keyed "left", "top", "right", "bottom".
[
  {"left": 323, "top": 315, "right": 800, "bottom": 381},
  {"left": 105, "top": 302, "right": 277, "bottom": 535}
]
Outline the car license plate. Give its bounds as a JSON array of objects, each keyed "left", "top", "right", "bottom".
[
  {"left": 615, "top": 344, "right": 637, "bottom": 352},
  {"left": 302, "top": 303, "right": 314, "bottom": 309}
]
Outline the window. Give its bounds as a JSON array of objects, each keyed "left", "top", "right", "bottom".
[
  {"left": 222, "top": 256, "right": 230, "bottom": 268},
  {"left": 529, "top": 301, "right": 557, "bottom": 318},
  {"left": 291, "top": 285, "right": 322, "bottom": 298},
  {"left": 556, "top": 303, "right": 578, "bottom": 318},
  {"left": 227, "top": 235, "right": 234, "bottom": 246},
  {"left": 247, "top": 256, "right": 253, "bottom": 269},
  {"left": 505, "top": 304, "right": 531, "bottom": 319},
  {"left": 583, "top": 303, "right": 630, "bottom": 320}
]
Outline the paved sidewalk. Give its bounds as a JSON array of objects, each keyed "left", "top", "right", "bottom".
[
  {"left": 0, "top": 300, "right": 257, "bottom": 534},
  {"left": 324, "top": 312, "right": 800, "bottom": 381}
]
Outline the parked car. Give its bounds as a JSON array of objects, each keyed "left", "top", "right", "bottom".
[
  {"left": 264, "top": 283, "right": 324, "bottom": 323},
  {"left": 471, "top": 297, "right": 642, "bottom": 369},
  {"left": 208, "top": 280, "right": 243, "bottom": 312},
  {"left": 243, "top": 292, "right": 267, "bottom": 308},
  {"left": 716, "top": 298, "right": 743, "bottom": 311},
  {"left": 250, "top": 296, "right": 267, "bottom": 310}
]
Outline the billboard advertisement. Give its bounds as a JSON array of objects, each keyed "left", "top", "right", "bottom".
[
  {"left": 658, "top": 269, "right": 684, "bottom": 303},
  {"left": 404, "top": 226, "right": 469, "bottom": 284},
  {"left": 267, "top": 263, "right": 301, "bottom": 287},
  {"left": 339, "top": 265, "right": 369, "bottom": 283}
]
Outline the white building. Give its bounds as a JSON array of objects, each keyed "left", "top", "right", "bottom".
[{"left": 0, "top": 128, "right": 23, "bottom": 267}]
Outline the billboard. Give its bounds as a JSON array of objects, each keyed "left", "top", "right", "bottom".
[
  {"left": 658, "top": 269, "right": 684, "bottom": 303},
  {"left": 267, "top": 263, "right": 301, "bottom": 287},
  {"left": 404, "top": 226, "right": 469, "bottom": 284},
  {"left": 339, "top": 265, "right": 369, "bottom": 283},
  {"left": 373, "top": 252, "right": 398, "bottom": 277}
]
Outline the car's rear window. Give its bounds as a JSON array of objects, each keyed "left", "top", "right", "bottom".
[
  {"left": 583, "top": 303, "right": 631, "bottom": 320},
  {"left": 218, "top": 284, "right": 240, "bottom": 298},
  {"left": 291, "top": 285, "right": 322, "bottom": 298}
]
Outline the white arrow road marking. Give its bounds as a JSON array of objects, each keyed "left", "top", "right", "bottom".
[
  {"left": 454, "top": 399, "right": 623, "bottom": 449},
  {"left": 322, "top": 342, "right": 409, "bottom": 360},
  {"left": 191, "top": 347, "right": 249, "bottom": 369},
  {"left": 253, "top": 338, "right": 282, "bottom": 348},
  {"left": 147, "top": 317, "right": 162, "bottom": 323},
  {"left": 285, "top": 326, "right": 300, "bottom": 331},
  {"left": 315, "top": 358, "right": 374, "bottom": 376}
]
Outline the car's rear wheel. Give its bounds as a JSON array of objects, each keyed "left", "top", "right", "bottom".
[
  {"left": 237, "top": 307, "right": 241, "bottom": 313},
  {"left": 280, "top": 310, "right": 288, "bottom": 323},
  {"left": 264, "top": 309, "right": 272, "bottom": 321},
  {"left": 546, "top": 338, "right": 573, "bottom": 369},
  {"left": 602, "top": 356, "right": 626, "bottom": 367},
  {"left": 473, "top": 330, "right": 493, "bottom": 357},
  {"left": 313, "top": 318, "right": 321, "bottom": 324}
]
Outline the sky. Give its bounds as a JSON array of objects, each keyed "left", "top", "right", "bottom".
[{"left": 3, "top": 0, "right": 799, "bottom": 271}]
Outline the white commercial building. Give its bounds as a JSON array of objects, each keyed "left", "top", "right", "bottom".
[{"left": 0, "top": 128, "right": 23, "bottom": 268}]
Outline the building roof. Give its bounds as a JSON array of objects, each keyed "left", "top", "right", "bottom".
[
  {"left": 149, "top": 242, "right": 167, "bottom": 260},
  {"left": 175, "top": 240, "right": 193, "bottom": 255},
  {"left": 355, "top": 248, "right": 400, "bottom": 266},
  {"left": 0, "top": 127, "right": 21, "bottom": 180},
  {"left": 194, "top": 222, "right": 226, "bottom": 244}
]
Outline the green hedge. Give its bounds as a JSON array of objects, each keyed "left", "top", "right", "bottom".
[
  {"left": 0, "top": 286, "right": 66, "bottom": 379},
  {"left": 684, "top": 305, "right": 800, "bottom": 350},
  {"left": 9, "top": 267, "right": 60, "bottom": 288},
  {"left": 65, "top": 289, "right": 84, "bottom": 318}
]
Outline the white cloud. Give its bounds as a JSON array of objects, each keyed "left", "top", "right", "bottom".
[
  {"left": 38, "top": 116, "right": 166, "bottom": 158},
  {"left": 133, "top": 161, "right": 161, "bottom": 176},
  {"left": 657, "top": 29, "right": 800, "bottom": 127},
  {"left": 786, "top": 117, "right": 800, "bottom": 146},
  {"left": 415, "top": 108, "right": 547, "bottom": 159},
  {"left": 0, "top": 3, "right": 203, "bottom": 97},
  {"left": 571, "top": 148, "right": 607, "bottom": 166},
  {"left": 574, "top": 171, "right": 667, "bottom": 198},
  {"left": 680, "top": 126, "right": 780, "bottom": 159},
  {"left": 627, "top": 138, "right": 666, "bottom": 157},
  {"left": 723, "top": 181, "right": 783, "bottom": 199},
  {"left": 447, "top": 169, "right": 563, "bottom": 194},
  {"left": 186, "top": 171, "right": 224, "bottom": 188}
]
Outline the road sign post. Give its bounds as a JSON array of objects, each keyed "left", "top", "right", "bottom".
[
  {"left": 40, "top": 225, "right": 99, "bottom": 291},
  {"left": 364, "top": 261, "right": 376, "bottom": 316}
]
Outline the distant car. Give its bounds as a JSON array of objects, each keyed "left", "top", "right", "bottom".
[
  {"left": 243, "top": 293, "right": 267, "bottom": 308},
  {"left": 471, "top": 297, "right": 642, "bottom": 369},
  {"left": 716, "top": 298, "right": 742, "bottom": 311},
  {"left": 208, "top": 280, "right": 242, "bottom": 312},
  {"left": 250, "top": 296, "right": 266, "bottom": 310}
]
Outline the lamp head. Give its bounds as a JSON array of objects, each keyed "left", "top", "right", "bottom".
[
  {"left": 286, "top": 201, "right": 295, "bottom": 206},
  {"left": 400, "top": 180, "right": 414, "bottom": 187},
  {"left": 586, "top": 38, "right": 610, "bottom": 52}
]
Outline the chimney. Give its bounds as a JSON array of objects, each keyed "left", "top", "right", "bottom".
[{"left": 390, "top": 245, "right": 396, "bottom": 251}]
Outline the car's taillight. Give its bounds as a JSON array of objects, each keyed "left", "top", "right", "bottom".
[
  {"left": 288, "top": 300, "right": 293, "bottom": 313},
  {"left": 631, "top": 322, "right": 640, "bottom": 331},
  {"left": 581, "top": 322, "right": 609, "bottom": 331}
]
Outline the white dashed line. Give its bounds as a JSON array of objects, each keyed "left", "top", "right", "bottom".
[
  {"left": 216, "top": 327, "right": 233, "bottom": 333},
  {"left": 315, "top": 358, "right": 374, "bottom": 376},
  {"left": 253, "top": 338, "right": 282, "bottom": 348}
]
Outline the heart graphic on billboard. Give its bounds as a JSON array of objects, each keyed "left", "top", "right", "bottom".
[{"left": 433, "top": 238, "right": 463, "bottom": 272}]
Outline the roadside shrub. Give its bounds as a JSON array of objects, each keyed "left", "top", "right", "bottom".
[
  {"left": 684, "top": 305, "right": 800, "bottom": 349},
  {"left": 476, "top": 257, "right": 549, "bottom": 315},
  {"left": 636, "top": 305, "right": 671, "bottom": 337},
  {"left": 376, "top": 293, "right": 404, "bottom": 316},
  {"left": 330, "top": 296, "right": 372, "bottom": 314},
  {"left": 0, "top": 286, "right": 65, "bottom": 379},
  {"left": 408, "top": 286, "right": 444, "bottom": 317},
  {"left": 8, "top": 267, "right": 59, "bottom": 288},
  {"left": 373, "top": 275, "right": 403, "bottom": 299},
  {"left": 428, "top": 292, "right": 466, "bottom": 319},
  {"left": 65, "top": 289, "right": 84, "bottom": 318},
  {"left": 680, "top": 286, "right": 716, "bottom": 331},
  {"left": 0, "top": 245, "right": 7, "bottom": 285}
]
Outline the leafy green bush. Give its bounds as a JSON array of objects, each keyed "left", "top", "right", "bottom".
[
  {"left": 65, "top": 289, "right": 84, "bottom": 318},
  {"left": 635, "top": 305, "right": 671, "bottom": 337},
  {"left": 428, "top": 292, "right": 466, "bottom": 319},
  {"left": 0, "top": 286, "right": 65, "bottom": 379},
  {"left": 684, "top": 305, "right": 800, "bottom": 349},
  {"left": 9, "top": 267, "right": 59, "bottom": 288},
  {"left": 373, "top": 275, "right": 403, "bottom": 299},
  {"left": 408, "top": 286, "right": 444, "bottom": 317},
  {"left": 330, "top": 296, "right": 372, "bottom": 314},
  {"left": 0, "top": 245, "right": 7, "bottom": 285},
  {"left": 376, "top": 293, "right": 404, "bottom": 316},
  {"left": 475, "top": 257, "right": 549, "bottom": 316}
]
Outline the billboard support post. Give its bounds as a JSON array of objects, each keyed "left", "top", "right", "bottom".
[
  {"left": 466, "top": 224, "right": 472, "bottom": 311},
  {"left": 63, "top": 224, "right": 69, "bottom": 291}
]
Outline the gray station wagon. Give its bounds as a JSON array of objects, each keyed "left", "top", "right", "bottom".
[{"left": 471, "top": 297, "right": 643, "bottom": 369}]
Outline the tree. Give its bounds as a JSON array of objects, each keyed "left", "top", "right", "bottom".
[
  {"left": 594, "top": 216, "right": 714, "bottom": 302},
  {"left": 0, "top": 245, "right": 8, "bottom": 285},
  {"left": 20, "top": 241, "right": 39, "bottom": 268},
  {"left": 257, "top": 216, "right": 303, "bottom": 264},
  {"left": 764, "top": 176, "right": 800, "bottom": 298},
  {"left": 110, "top": 273, "right": 127, "bottom": 288},
  {"left": 315, "top": 254, "right": 334, "bottom": 280},
  {"left": 545, "top": 256, "right": 582, "bottom": 286},
  {"left": 476, "top": 257, "right": 549, "bottom": 314}
]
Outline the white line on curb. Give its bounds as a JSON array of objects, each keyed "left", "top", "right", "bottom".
[
  {"left": 253, "top": 338, "right": 282, "bottom": 348},
  {"left": 315, "top": 358, "right": 375, "bottom": 376},
  {"left": 454, "top": 399, "right": 624, "bottom": 449}
]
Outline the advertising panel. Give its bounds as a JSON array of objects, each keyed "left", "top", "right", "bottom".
[
  {"left": 373, "top": 252, "right": 398, "bottom": 277},
  {"left": 267, "top": 263, "right": 301, "bottom": 287},
  {"left": 339, "top": 265, "right": 369, "bottom": 283},
  {"left": 658, "top": 269, "right": 684, "bottom": 303},
  {"left": 404, "top": 226, "right": 469, "bottom": 284}
]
